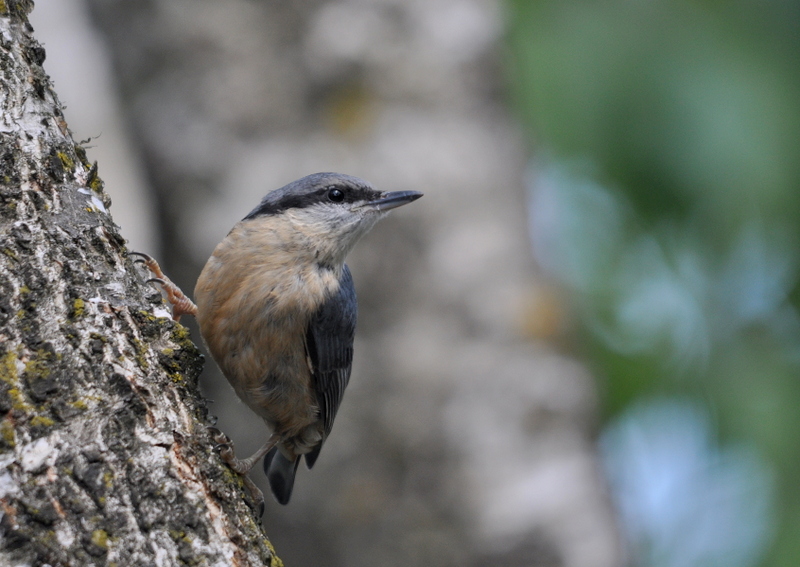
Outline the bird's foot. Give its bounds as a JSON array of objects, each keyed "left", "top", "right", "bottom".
[
  {"left": 207, "top": 426, "right": 272, "bottom": 517},
  {"left": 207, "top": 426, "right": 247, "bottom": 473},
  {"left": 207, "top": 426, "right": 278, "bottom": 474},
  {"left": 130, "top": 252, "right": 198, "bottom": 321}
]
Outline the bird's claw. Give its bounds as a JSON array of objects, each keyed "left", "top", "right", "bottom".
[
  {"left": 130, "top": 251, "right": 198, "bottom": 321},
  {"left": 205, "top": 427, "right": 265, "bottom": 516},
  {"left": 206, "top": 426, "right": 247, "bottom": 472},
  {"left": 129, "top": 251, "right": 153, "bottom": 262},
  {"left": 207, "top": 426, "right": 230, "bottom": 445},
  {"left": 216, "top": 444, "right": 238, "bottom": 464}
]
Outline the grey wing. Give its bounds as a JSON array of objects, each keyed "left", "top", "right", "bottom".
[{"left": 304, "top": 264, "right": 357, "bottom": 468}]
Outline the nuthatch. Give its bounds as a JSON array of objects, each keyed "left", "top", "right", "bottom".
[{"left": 134, "top": 172, "right": 422, "bottom": 507}]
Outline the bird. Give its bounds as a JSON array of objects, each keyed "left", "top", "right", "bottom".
[{"left": 132, "top": 172, "right": 422, "bottom": 507}]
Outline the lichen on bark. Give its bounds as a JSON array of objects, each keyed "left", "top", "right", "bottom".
[{"left": 0, "top": 5, "right": 279, "bottom": 566}]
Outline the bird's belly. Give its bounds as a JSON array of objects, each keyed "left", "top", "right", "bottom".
[
  {"left": 194, "top": 243, "right": 340, "bottom": 455},
  {"left": 218, "top": 322, "right": 318, "bottom": 430}
]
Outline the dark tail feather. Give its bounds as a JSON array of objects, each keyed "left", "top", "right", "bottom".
[
  {"left": 263, "top": 447, "right": 300, "bottom": 505},
  {"left": 304, "top": 443, "right": 323, "bottom": 469}
]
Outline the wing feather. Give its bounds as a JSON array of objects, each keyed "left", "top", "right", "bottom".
[{"left": 304, "top": 264, "right": 357, "bottom": 468}]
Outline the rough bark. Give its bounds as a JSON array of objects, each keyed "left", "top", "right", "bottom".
[{"left": 0, "top": 4, "right": 279, "bottom": 565}]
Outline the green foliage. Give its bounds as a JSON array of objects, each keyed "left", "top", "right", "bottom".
[
  {"left": 507, "top": 1, "right": 800, "bottom": 565},
  {"left": 508, "top": 1, "right": 800, "bottom": 235}
]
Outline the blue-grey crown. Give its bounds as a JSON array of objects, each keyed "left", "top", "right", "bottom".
[{"left": 244, "top": 172, "right": 380, "bottom": 220}]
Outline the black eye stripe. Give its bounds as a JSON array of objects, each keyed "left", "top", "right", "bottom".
[
  {"left": 300, "top": 185, "right": 377, "bottom": 207},
  {"left": 244, "top": 180, "right": 381, "bottom": 219}
]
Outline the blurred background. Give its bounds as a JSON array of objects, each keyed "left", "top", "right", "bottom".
[{"left": 30, "top": 0, "right": 800, "bottom": 565}]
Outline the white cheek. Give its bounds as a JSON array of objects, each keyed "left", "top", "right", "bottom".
[
  {"left": 286, "top": 207, "right": 334, "bottom": 233},
  {"left": 283, "top": 205, "right": 379, "bottom": 264}
]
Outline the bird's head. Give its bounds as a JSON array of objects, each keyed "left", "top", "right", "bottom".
[{"left": 244, "top": 172, "right": 422, "bottom": 267}]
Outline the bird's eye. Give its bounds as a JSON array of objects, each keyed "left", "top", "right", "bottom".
[{"left": 327, "top": 187, "right": 345, "bottom": 202}]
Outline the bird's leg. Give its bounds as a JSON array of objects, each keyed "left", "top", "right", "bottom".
[
  {"left": 207, "top": 426, "right": 278, "bottom": 474},
  {"left": 241, "top": 475, "right": 265, "bottom": 518},
  {"left": 207, "top": 427, "right": 279, "bottom": 516},
  {"left": 130, "top": 252, "right": 198, "bottom": 321}
]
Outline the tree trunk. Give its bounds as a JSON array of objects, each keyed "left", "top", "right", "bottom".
[{"left": 0, "top": 4, "right": 279, "bottom": 565}]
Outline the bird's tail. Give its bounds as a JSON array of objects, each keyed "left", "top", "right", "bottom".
[{"left": 263, "top": 447, "right": 301, "bottom": 505}]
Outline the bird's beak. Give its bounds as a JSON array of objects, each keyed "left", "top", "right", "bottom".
[{"left": 363, "top": 191, "right": 424, "bottom": 211}]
